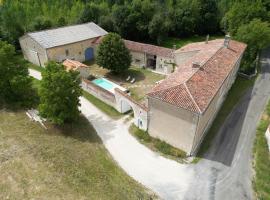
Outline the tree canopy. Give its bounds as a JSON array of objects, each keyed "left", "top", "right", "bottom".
[
  {"left": 223, "top": 0, "right": 268, "bottom": 35},
  {"left": 38, "top": 62, "right": 82, "bottom": 125},
  {"left": 0, "top": 0, "right": 269, "bottom": 74},
  {"left": 96, "top": 33, "right": 131, "bottom": 74},
  {"left": 0, "top": 0, "right": 223, "bottom": 46},
  {"left": 235, "top": 19, "right": 270, "bottom": 73},
  {"left": 0, "top": 41, "right": 34, "bottom": 107}
]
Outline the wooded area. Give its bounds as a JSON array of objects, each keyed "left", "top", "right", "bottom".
[{"left": 0, "top": 0, "right": 269, "bottom": 72}]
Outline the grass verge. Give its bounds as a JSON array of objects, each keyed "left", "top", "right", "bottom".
[
  {"left": 82, "top": 91, "right": 122, "bottom": 119},
  {"left": 253, "top": 101, "right": 270, "bottom": 200},
  {"left": 0, "top": 109, "right": 155, "bottom": 199},
  {"left": 161, "top": 34, "right": 224, "bottom": 49},
  {"left": 129, "top": 124, "right": 186, "bottom": 162},
  {"left": 194, "top": 76, "right": 256, "bottom": 162}
]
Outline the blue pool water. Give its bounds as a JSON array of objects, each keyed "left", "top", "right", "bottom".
[{"left": 92, "top": 78, "right": 114, "bottom": 91}]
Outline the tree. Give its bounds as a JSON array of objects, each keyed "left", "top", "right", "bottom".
[
  {"left": 38, "top": 62, "right": 82, "bottom": 125},
  {"left": 32, "top": 16, "right": 52, "bottom": 31},
  {"left": 197, "top": 0, "right": 219, "bottom": 34},
  {"left": 169, "top": 0, "right": 200, "bottom": 37},
  {"left": 0, "top": 41, "right": 34, "bottom": 106},
  {"left": 111, "top": 4, "right": 132, "bottom": 38},
  {"left": 149, "top": 13, "right": 172, "bottom": 44},
  {"left": 223, "top": 0, "right": 268, "bottom": 35},
  {"left": 235, "top": 19, "right": 270, "bottom": 73},
  {"left": 78, "top": 3, "right": 101, "bottom": 24},
  {"left": 96, "top": 33, "right": 131, "bottom": 74}
]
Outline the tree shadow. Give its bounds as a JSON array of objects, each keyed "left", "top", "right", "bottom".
[
  {"left": 106, "top": 68, "right": 146, "bottom": 82},
  {"left": 50, "top": 115, "right": 102, "bottom": 144}
]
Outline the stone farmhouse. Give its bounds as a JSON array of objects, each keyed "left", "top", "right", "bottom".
[
  {"left": 19, "top": 22, "right": 107, "bottom": 67},
  {"left": 147, "top": 38, "right": 246, "bottom": 155},
  {"left": 20, "top": 22, "right": 247, "bottom": 155}
]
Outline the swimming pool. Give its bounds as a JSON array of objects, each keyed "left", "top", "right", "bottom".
[
  {"left": 92, "top": 78, "right": 127, "bottom": 94},
  {"left": 92, "top": 78, "right": 113, "bottom": 90}
]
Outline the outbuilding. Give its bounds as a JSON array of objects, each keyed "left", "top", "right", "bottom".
[{"left": 19, "top": 22, "right": 107, "bottom": 67}]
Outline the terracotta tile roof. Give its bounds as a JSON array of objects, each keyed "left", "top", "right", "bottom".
[
  {"left": 62, "top": 59, "right": 88, "bottom": 71},
  {"left": 124, "top": 40, "right": 174, "bottom": 58},
  {"left": 92, "top": 36, "right": 174, "bottom": 58},
  {"left": 148, "top": 39, "right": 247, "bottom": 114}
]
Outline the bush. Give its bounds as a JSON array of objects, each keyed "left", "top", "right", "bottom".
[{"left": 131, "top": 124, "right": 151, "bottom": 142}]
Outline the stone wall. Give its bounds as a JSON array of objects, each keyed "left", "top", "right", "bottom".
[
  {"left": 19, "top": 35, "right": 48, "bottom": 67},
  {"left": 81, "top": 79, "right": 117, "bottom": 109},
  {"left": 47, "top": 39, "right": 95, "bottom": 63},
  {"left": 147, "top": 96, "right": 196, "bottom": 154},
  {"left": 115, "top": 89, "right": 148, "bottom": 131},
  {"left": 155, "top": 56, "right": 175, "bottom": 74}
]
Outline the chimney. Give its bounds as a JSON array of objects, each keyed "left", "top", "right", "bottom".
[
  {"left": 224, "top": 34, "right": 231, "bottom": 48},
  {"left": 192, "top": 62, "right": 201, "bottom": 68},
  {"left": 205, "top": 34, "right": 209, "bottom": 44}
]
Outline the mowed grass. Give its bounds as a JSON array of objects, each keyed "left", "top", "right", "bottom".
[
  {"left": 253, "top": 101, "right": 270, "bottom": 200},
  {"left": 0, "top": 109, "right": 155, "bottom": 200},
  {"left": 161, "top": 34, "right": 224, "bottom": 49},
  {"left": 195, "top": 76, "right": 256, "bottom": 159},
  {"left": 82, "top": 91, "right": 122, "bottom": 119}
]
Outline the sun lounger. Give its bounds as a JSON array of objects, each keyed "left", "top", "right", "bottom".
[{"left": 130, "top": 78, "right": 136, "bottom": 84}]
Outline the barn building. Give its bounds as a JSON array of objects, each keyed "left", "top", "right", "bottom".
[{"left": 19, "top": 22, "right": 107, "bottom": 67}]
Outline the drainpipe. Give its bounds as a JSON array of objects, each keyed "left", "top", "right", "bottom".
[
  {"left": 36, "top": 52, "right": 42, "bottom": 67},
  {"left": 190, "top": 113, "right": 200, "bottom": 156}
]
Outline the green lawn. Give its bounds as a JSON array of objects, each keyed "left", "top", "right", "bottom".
[
  {"left": 82, "top": 91, "right": 122, "bottom": 119},
  {"left": 195, "top": 76, "right": 256, "bottom": 160},
  {"left": 161, "top": 34, "right": 224, "bottom": 49},
  {"left": 253, "top": 101, "right": 270, "bottom": 200},
  {"left": 0, "top": 109, "right": 155, "bottom": 199},
  {"left": 129, "top": 124, "right": 186, "bottom": 163}
]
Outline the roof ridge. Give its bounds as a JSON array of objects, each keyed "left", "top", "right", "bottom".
[
  {"left": 124, "top": 39, "right": 173, "bottom": 51},
  {"left": 183, "top": 82, "right": 202, "bottom": 113},
  {"left": 148, "top": 83, "right": 181, "bottom": 96},
  {"left": 26, "top": 22, "right": 96, "bottom": 35}
]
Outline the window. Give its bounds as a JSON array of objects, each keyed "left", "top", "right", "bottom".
[
  {"left": 65, "top": 49, "right": 69, "bottom": 56},
  {"left": 79, "top": 51, "right": 81, "bottom": 55},
  {"left": 135, "top": 59, "right": 141, "bottom": 63}
]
